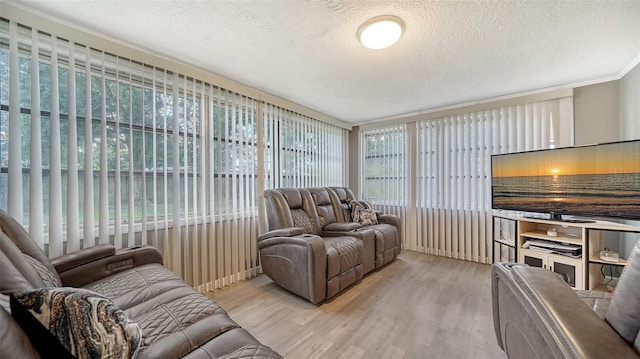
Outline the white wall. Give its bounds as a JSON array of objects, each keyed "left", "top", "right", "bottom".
[
  {"left": 619, "top": 63, "right": 640, "bottom": 256},
  {"left": 573, "top": 80, "right": 620, "bottom": 145},
  {"left": 620, "top": 63, "right": 640, "bottom": 140},
  {"left": 571, "top": 63, "right": 640, "bottom": 258}
]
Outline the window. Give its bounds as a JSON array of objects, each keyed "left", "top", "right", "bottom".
[
  {"left": 360, "top": 99, "right": 569, "bottom": 263},
  {"left": 211, "top": 91, "right": 257, "bottom": 216},
  {"left": 0, "top": 23, "right": 206, "bottom": 251},
  {"left": 361, "top": 125, "right": 406, "bottom": 206},
  {"left": 0, "top": 16, "right": 348, "bottom": 290},
  {"left": 264, "top": 103, "right": 344, "bottom": 189}
]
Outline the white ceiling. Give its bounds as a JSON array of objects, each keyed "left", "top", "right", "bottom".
[{"left": 11, "top": 0, "right": 640, "bottom": 124}]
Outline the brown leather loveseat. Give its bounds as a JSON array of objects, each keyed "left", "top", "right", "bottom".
[
  {"left": 0, "top": 209, "right": 282, "bottom": 359},
  {"left": 259, "top": 187, "right": 401, "bottom": 304}
]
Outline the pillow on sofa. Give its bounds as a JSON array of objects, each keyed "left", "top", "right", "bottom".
[
  {"left": 605, "top": 239, "right": 640, "bottom": 347},
  {"left": 349, "top": 200, "right": 378, "bottom": 226},
  {"left": 10, "top": 287, "right": 141, "bottom": 359},
  {"left": 23, "top": 253, "right": 62, "bottom": 287}
]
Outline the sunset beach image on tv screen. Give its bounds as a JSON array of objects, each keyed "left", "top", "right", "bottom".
[{"left": 491, "top": 140, "right": 640, "bottom": 219}]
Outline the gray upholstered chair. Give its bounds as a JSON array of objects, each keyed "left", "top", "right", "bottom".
[
  {"left": 329, "top": 186, "right": 402, "bottom": 268},
  {"left": 259, "top": 188, "right": 364, "bottom": 304},
  {"left": 492, "top": 239, "right": 640, "bottom": 358}
]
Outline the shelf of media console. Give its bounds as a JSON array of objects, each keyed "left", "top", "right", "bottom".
[
  {"left": 523, "top": 239, "right": 582, "bottom": 258},
  {"left": 495, "top": 213, "right": 640, "bottom": 232},
  {"left": 588, "top": 256, "right": 628, "bottom": 266},
  {"left": 520, "top": 230, "right": 582, "bottom": 245}
]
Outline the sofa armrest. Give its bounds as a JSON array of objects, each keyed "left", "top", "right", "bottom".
[
  {"left": 377, "top": 213, "right": 401, "bottom": 229},
  {"left": 492, "top": 263, "right": 639, "bottom": 359},
  {"left": 258, "top": 227, "right": 304, "bottom": 241},
  {"left": 258, "top": 234, "right": 327, "bottom": 304},
  {"left": 54, "top": 245, "right": 163, "bottom": 288},
  {"left": 324, "top": 222, "right": 361, "bottom": 231},
  {"left": 51, "top": 244, "right": 115, "bottom": 273}
]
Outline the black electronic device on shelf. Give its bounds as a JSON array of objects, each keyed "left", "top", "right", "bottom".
[{"left": 491, "top": 139, "right": 640, "bottom": 221}]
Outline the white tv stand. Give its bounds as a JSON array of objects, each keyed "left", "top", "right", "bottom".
[{"left": 492, "top": 214, "right": 640, "bottom": 290}]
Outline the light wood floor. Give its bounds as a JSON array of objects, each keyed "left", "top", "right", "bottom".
[{"left": 208, "top": 251, "right": 505, "bottom": 359}]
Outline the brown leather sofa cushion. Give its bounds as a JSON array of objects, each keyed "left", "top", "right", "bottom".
[
  {"left": 0, "top": 209, "right": 282, "bottom": 359},
  {"left": 309, "top": 187, "right": 341, "bottom": 227},
  {"left": 83, "top": 263, "right": 248, "bottom": 359},
  {"left": 280, "top": 188, "right": 304, "bottom": 208}
]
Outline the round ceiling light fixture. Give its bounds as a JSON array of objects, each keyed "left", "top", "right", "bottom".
[{"left": 357, "top": 15, "right": 405, "bottom": 50}]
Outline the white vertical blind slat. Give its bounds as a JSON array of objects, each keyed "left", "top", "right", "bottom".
[
  {"left": 83, "top": 46, "right": 94, "bottom": 247},
  {"left": 28, "top": 27, "right": 43, "bottom": 246},
  {"left": 205, "top": 84, "right": 215, "bottom": 289},
  {"left": 49, "top": 37, "right": 63, "bottom": 257},
  {"left": 299, "top": 118, "right": 304, "bottom": 187},
  {"left": 161, "top": 70, "right": 170, "bottom": 257},
  {"left": 273, "top": 108, "right": 279, "bottom": 187},
  {"left": 140, "top": 62, "right": 149, "bottom": 246},
  {"left": 98, "top": 53, "right": 109, "bottom": 244},
  {"left": 66, "top": 42, "right": 79, "bottom": 252},
  {"left": 223, "top": 90, "right": 231, "bottom": 280},
  {"left": 205, "top": 86, "right": 214, "bottom": 289},
  {"left": 127, "top": 60, "right": 135, "bottom": 247},
  {"left": 244, "top": 96, "right": 251, "bottom": 273},
  {"left": 272, "top": 106, "right": 278, "bottom": 189},
  {"left": 249, "top": 97, "right": 256, "bottom": 271},
  {"left": 193, "top": 80, "right": 203, "bottom": 286},
  {"left": 478, "top": 113, "right": 489, "bottom": 261},
  {"left": 233, "top": 92, "right": 241, "bottom": 280},
  {"left": 181, "top": 76, "right": 189, "bottom": 281},
  {"left": 463, "top": 116, "right": 471, "bottom": 259},
  {"left": 113, "top": 57, "right": 122, "bottom": 249},
  {"left": 212, "top": 87, "right": 220, "bottom": 282},
  {"left": 250, "top": 99, "right": 258, "bottom": 268},
  {"left": 151, "top": 67, "right": 159, "bottom": 249},
  {"left": 456, "top": 116, "right": 463, "bottom": 258},
  {"left": 171, "top": 72, "right": 182, "bottom": 275},
  {"left": 238, "top": 94, "right": 245, "bottom": 218},
  {"left": 7, "top": 21, "right": 22, "bottom": 222},
  {"left": 212, "top": 88, "right": 219, "bottom": 285}
]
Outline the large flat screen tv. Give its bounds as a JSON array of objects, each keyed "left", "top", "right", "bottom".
[{"left": 491, "top": 139, "right": 640, "bottom": 221}]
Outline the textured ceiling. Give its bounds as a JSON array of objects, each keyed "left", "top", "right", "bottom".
[{"left": 11, "top": 0, "right": 640, "bottom": 124}]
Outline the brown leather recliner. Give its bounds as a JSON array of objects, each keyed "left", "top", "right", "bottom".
[
  {"left": 492, "top": 239, "right": 640, "bottom": 358},
  {"left": 260, "top": 188, "right": 364, "bottom": 304},
  {"left": 0, "top": 209, "right": 282, "bottom": 359},
  {"left": 330, "top": 186, "right": 402, "bottom": 268}
]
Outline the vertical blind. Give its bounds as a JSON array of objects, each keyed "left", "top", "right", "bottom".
[
  {"left": 0, "top": 18, "right": 346, "bottom": 292},
  {"left": 361, "top": 125, "right": 407, "bottom": 221},
  {"left": 263, "top": 103, "right": 345, "bottom": 189},
  {"left": 415, "top": 101, "right": 561, "bottom": 262},
  {"left": 362, "top": 100, "right": 567, "bottom": 263}
]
